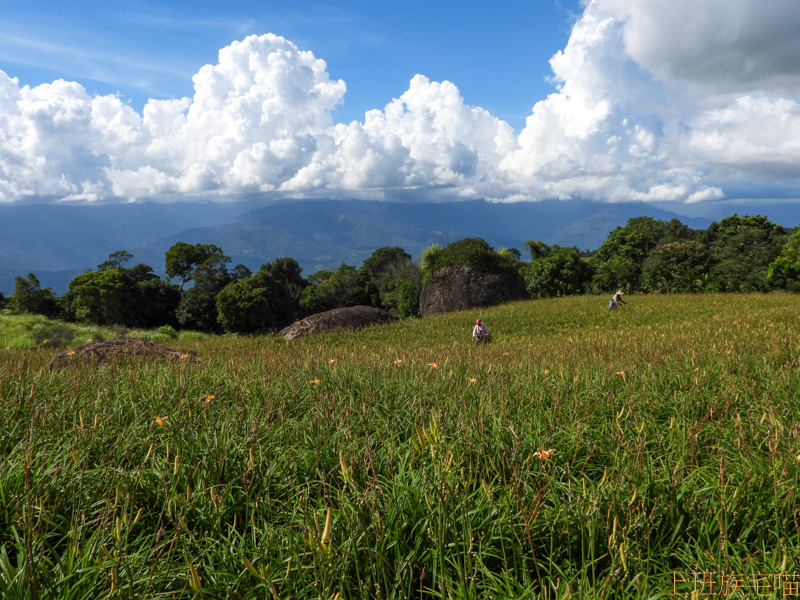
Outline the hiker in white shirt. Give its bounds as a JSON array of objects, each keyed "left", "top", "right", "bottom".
[
  {"left": 472, "top": 318, "right": 490, "bottom": 341},
  {"left": 609, "top": 289, "right": 626, "bottom": 309}
]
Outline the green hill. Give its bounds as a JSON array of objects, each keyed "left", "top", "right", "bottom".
[{"left": 2, "top": 293, "right": 799, "bottom": 598}]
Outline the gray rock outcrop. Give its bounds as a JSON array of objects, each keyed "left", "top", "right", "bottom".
[
  {"left": 277, "top": 305, "right": 397, "bottom": 340},
  {"left": 419, "top": 264, "right": 527, "bottom": 317}
]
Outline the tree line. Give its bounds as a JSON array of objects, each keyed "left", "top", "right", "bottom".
[{"left": 1, "top": 214, "right": 798, "bottom": 334}]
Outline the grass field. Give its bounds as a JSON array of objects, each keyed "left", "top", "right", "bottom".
[{"left": 1, "top": 293, "right": 800, "bottom": 599}]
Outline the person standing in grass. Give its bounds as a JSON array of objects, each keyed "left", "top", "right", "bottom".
[
  {"left": 609, "top": 289, "right": 626, "bottom": 309},
  {"left": 472, "top": 318, "right": 490, "bottom": 341}
]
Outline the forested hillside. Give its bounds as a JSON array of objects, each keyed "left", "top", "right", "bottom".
[
  {"left": 1, "top": 214, "right": 798, "bottom": 335},
  {"left": 0, "top": 198, "right": 719, "bottom": 294}
]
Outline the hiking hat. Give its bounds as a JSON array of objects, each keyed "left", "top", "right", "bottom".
[{"left": 616, "top": 290, "right": 624, "bottom": 295}]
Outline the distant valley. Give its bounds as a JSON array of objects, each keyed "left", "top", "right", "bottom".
[{"left": 1, "top": 197, "right": 797, "bottom": 294}]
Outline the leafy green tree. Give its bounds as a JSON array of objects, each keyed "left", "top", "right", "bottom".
[
  {"left": 217, "top": 258, "right": 309, "bottom": 333},
  {"left": 7, "top": 273, "right": 60, "bottom": 318},
  {"left": 590, "top": 256, "right": 640, "bottom": 293},
  {"left": 176, "top": 254, "right": 232, "bottom": 332},
  {"left": 589, "top": 230, "right": 647, "bottom": 292},
  {"left": 230, "top": 264, "right": 253, "bottom": 283},
  {"left": 703, "top": 214, "right": 787, "bottom": 292},
  {"left": 356, "top": 247, "right": 422, "bottom": 317},
  {"left": 63, "top": 269, "right": 132, "bottom": 325},
  {"left": 300, "top": 263, "right": 366, "bottom": 315},
  {"left": 420, "top": 244, "right": 443, "bottom": 273},
  {"left": 521, "top": 241, "right": 592, "bottom": 298},
  {"left": 165, "top": 242, "right": 227, "bottom": 290},
  {"left": 260, "top": 258, "right": 308, "bottom": 327},
  {"left": 98, "top": 250, "right": 133, "bottom": 271},
  {"left": 421, "top": 238, "right": 522, "bottom": 285},
  {"left": 216, "top": 279, "right": 271, "bottom": 333},
  {"left": 0, "top": 291, "right": 6, "bottom": 310},
  {"left": 381, "top": 279, "right": 421, "bottom": 318},
  {"left": 64, "top": 253, "right": 180, "bottom": 327},
  {"left": 766, "top": 228, "right": 800, "bottom": 291},
  {"left": 359, "top": 247, "right": 411, "bottom": 304},
  {"left": 496, "top": 246, "right": 522, "bottom": 261},
  {"left": 125, "top": 262, "right": 159, "bottom": 283},
  {"left": 131, "top": 278, "right": 181, "bottom": 328},
  {"left": 640, "top": 240, "right": 710, "bottom": 293},
  {"left": 589, "top": 217, "right": 697, "bottom": 292}
]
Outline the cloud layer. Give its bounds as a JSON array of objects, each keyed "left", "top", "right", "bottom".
[{"left": 1, "top": 0, "right": 799, "bottom": 204}]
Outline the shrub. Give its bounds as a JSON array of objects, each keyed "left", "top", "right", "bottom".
[
  {"left": 156, "top": 325, "right": 178, "bottom": 339},
  {"left": 178, "top": 330, "right": 206, "bottom": 341},
  {"left": 421, "top": 238, "right": 521, "bottom": 284},
  {"left": 31, "top": 322, "right": 76, "bottom": 348}
]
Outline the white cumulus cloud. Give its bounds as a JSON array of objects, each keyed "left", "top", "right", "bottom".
[{"left": 0, "top": 1, "right": 799, "bottom": 205}]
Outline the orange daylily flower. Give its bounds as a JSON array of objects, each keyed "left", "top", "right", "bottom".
[
  {"left": 204, "top": 394, "right": 215, "bottom": 403},
  {"left": 329, "top": 359, "right": 336, "bottom": 364},
  {"left": 68, "top": 350, "right": 76, "bottom": 357},
  {"left": 544, "top": 369, "right": 550, "bottom": 375},
  {"left": 155, "top": 417, "right": 168, "bottom": 426},
  {"left": 86, "top": 339, "right": 92, "bottom": 343},
  {"left": 310, "top": 378, "right": 321, "bottom": 385},
  {"left": 615, "top": 371, "right": 626, "bottom": 380},
  {"left": 533, "top": 445, "right": 555, "bottom": 461},
  {"left": 428, "top": 362, "right": 437, "bottom": 369},
  {"left": 395, "top": 359, "right": 403, "bottom": 365},
  {"left": 180, "top": 354, "right": 189, "bottom": 360},
  {"left": 467, "top": 377, "right": 477, "bottom": 385},
  {"left": 502, "top": 352, "right": 509, "bottom": 356}
]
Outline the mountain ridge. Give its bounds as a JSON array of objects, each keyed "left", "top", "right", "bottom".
[{"left": 2, "top": 197, "right": 794, "bottom": 294}]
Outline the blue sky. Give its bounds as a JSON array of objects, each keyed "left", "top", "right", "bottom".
[
  {"left": 1, "top": 0, "right": 580, "bottom": 131},
  {"left": 0, "top": 0, "right": 799, "bottom": 208}
]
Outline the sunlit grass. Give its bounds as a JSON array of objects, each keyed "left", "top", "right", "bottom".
[{"left": 1, "top": 293, "right": 799, "bottom": 598}]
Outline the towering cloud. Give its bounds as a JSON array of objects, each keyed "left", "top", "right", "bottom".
[{"left": 0, "top": 0, "right": 798, "bottom": 204}]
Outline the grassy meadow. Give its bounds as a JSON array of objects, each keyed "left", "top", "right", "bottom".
[{"left": 1, "top": 293, "right": 800, "bottom": 599}]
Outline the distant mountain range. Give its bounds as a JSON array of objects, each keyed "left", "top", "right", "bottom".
[{"left": 1, "top": 197, "right": 797, "bottom": 294}]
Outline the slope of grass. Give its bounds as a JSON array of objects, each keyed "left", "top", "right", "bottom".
[
  {"left": 0, "top": 313, "right": 206, "bottom": 350},
  {"left": 1, "top": 293, "right": 799, "bottom": 599},
  {"left": 0, "top": 312, "right": 97, "bottom": 349}
]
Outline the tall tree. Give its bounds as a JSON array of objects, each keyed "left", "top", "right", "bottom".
[
  {"left": 64, "top": 253, "right": 180, "bottom": 327},
  {"left": 522, "top": 241, "right": 592, "bottom": 299},
  {"left": 640, "top": 240, "right": 710, "bottom": 293},
  {"left": 357, "top": 247, "right": 421, "bottom": 316},
  {"left": 589, "top": 217, "right": 697, "bottom": 292},
  {"left": 98, "top": 250, "right": 133, "bottom": 271},
  {"left": 63, "top": 269, "right": 133, "bottom": 325},
  {"left": 300, "top": 263, "right": 366, "bottom": 315},
  {"left": 175, "top": 254, "right": 232, "bottom": 332},
  {"left": 766, "top": 228, "right": 800, "bottom": 292},
  {"left": 216, "top": 258, "right": 309, "bottom": 334},
  {"left": 703, "top": 214, "right": 786, "bottom": 292},
  {"left": 421, "top": 237, "right": 522, "bottom": 284},
  {"left": 165, "top": 242, "right": 227, "bottom": 290},
  {"left": 216, "top": 279, "right": 272, "bottom": 333},
  {"left": 7, "top": 273, "right": 60, "bottom": 318},
  {"left": 260, "top": 258, "right": 308, "bottom": 327}
]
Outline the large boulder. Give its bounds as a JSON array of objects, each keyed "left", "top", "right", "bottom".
[
  {"left": 277, "top": 305, "right": 397, "bottom": 340},
  {"left": 419, "top": 264, "right": 527, "bottom": 317}
]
